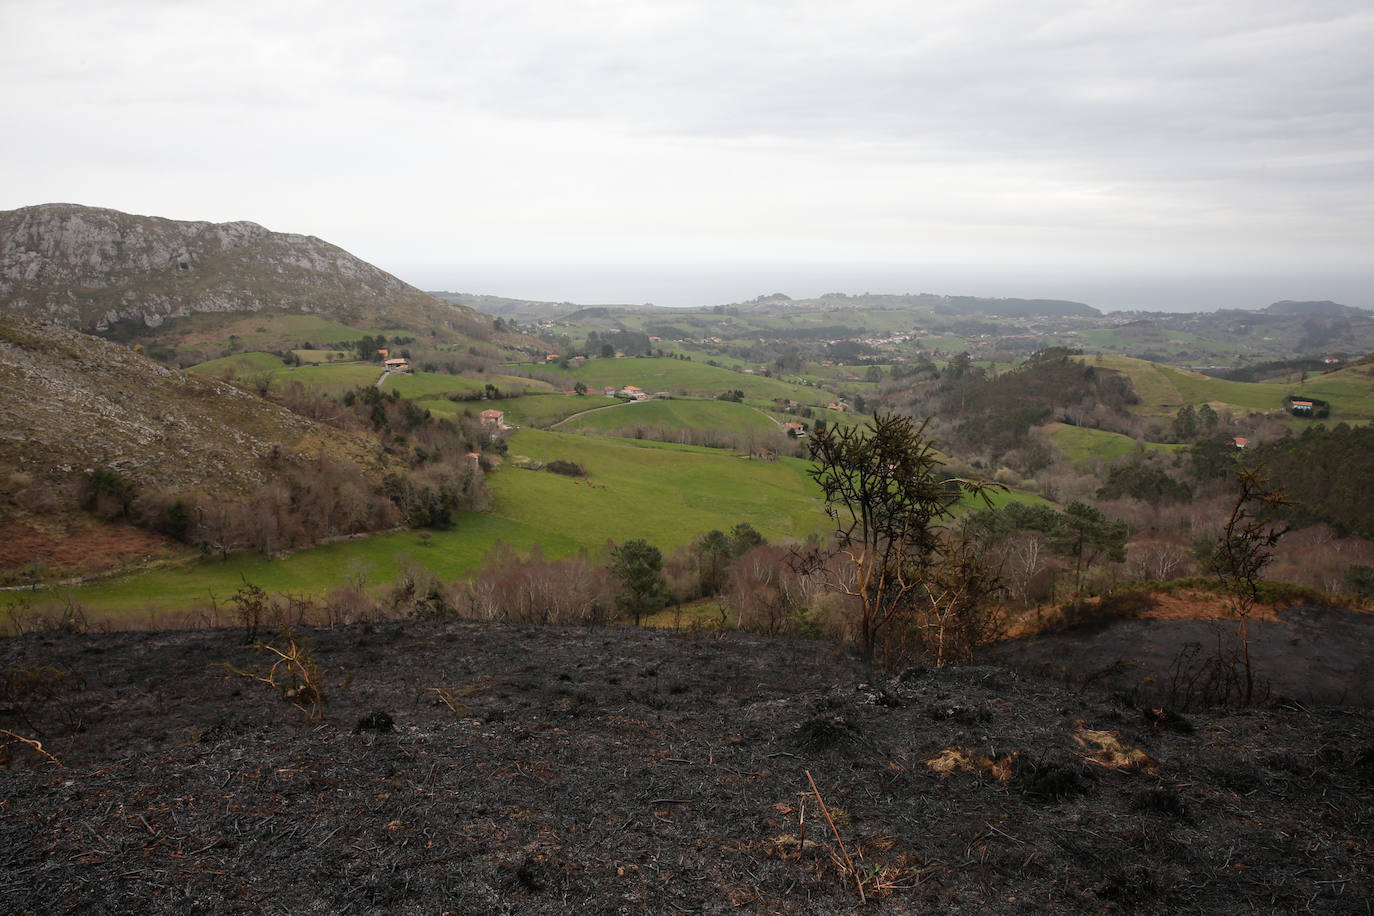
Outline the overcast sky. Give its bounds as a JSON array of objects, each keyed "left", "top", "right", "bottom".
[{"left": 3, "top": 0, "right": 1372, "bottom": 310}]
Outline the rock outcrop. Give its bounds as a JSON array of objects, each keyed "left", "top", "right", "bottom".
[{"left": 0, "top": 203, "right": 475, "bottom": 333}]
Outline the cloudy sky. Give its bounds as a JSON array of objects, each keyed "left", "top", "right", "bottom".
[{"left": 4, "top": 0, "right": 1372, "bottom": 310}]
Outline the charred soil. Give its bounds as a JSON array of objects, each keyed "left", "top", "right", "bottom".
[{"left": 2, "top": 620, "right": 1372, "bottom": 913}]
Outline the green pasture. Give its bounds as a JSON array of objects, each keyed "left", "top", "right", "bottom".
[
  {"left": 1047, "top": 423, "right": 1187, "bottom": 465},
  {"left": 557, "top": 397, "right": 779, "bottom": 435},
  {"left": 46, "top": 427, "right": 833, "bottom": 623},
  {"left": 267, "top": 363, "right": 385, "bottom": 393},
  {"left": 954, "top": 485, "right": 1054, "bottom": 513},
  {"left": 387, "top": 372, "right": 557, "bottom": 400},
  {"left": 30, "top": 514, "right": 566, "bottom": 621},
  {"left": 491, "top": 429, "right": 828, "bottom": 549},
  {"left": 173, "top": 312, "right": 379, "bottom": 351},
  {"left": 571, "top": 357, "right": 817, "bottom": 403},
  {"left": 1078, "top": 355, "right": 1374, "bottom": 424},
  {"left": 291, "top": 349, "right": 352, "bottom": 364},
  {"left": 478, "top": 390, "right": 601, "bottom": 425},
  {"left": 188, "top": 351, "right": 287, "bottom": 378}
]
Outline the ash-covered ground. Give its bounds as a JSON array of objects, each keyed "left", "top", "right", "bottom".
[{"left": 2, "top": 620, "right": 1372, "bottom": 914}]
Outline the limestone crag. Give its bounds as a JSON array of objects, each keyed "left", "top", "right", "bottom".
[{"left": 0, "top": 203, "right": 452, "bottom": 332}]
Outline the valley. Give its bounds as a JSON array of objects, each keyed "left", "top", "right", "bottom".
[
  {"left": 4, "top": 201, "right": 1374, "bottom": 914},
  {"left": 4, "top": 202, "right": 1373, "bottom": 673}
]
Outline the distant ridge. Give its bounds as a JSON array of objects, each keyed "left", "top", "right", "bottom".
[
  {"left": 1261, "top": 299, "right": 1370, "bottom": 318},
  {"left": 0, "top": 203, "right": 485, "bottom": 336}
]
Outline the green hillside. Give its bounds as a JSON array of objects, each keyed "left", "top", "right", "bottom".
[
  {"left": 557, "top": 398, "right": 780, "bottom": 435},
  {"left": 571, "top": 357, "right": 818, "bottom": 403},
  {"left": 188, "top": 351, "right": 288, "bottom": 378},
  {"left": 46, "top": 428, "right": 831, "bottom": 621},
  {"left": 1083, "top": 355, "right": 1374, "bottom": 422},
  {"left": 1047, "top": 422, "right": 1188, "bottom": 465}
]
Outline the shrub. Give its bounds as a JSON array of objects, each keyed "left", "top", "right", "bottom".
[
  {"left": 545, "top": 459, "right": 586, "bottom": 477},
  {"left": 456, "top": 544, "right": 613, "bottom": 626}
]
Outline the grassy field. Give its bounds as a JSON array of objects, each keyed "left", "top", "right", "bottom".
[
  {"left": 383, "top": 371, "right": 558, "bottom": 400},
  {"left": 1046, "top": 423, "right": 1188, "bottom": 465},
  {"left": 492, "top": 429, "right": 827, "bottom": 548},
  {"left": 266, "top": 363, "right": 386, "bottom": 393},
  {"left": 291, "top": 349, "right": 354, "bottom": 364},
  {"left": 187, "top": 358, "right": 560, "bottom": 403},
  {"left": 571, "top": 357, "right": 819, "bottom": 404},
  {"left": 418, "top": 392, "right": 594, "bottom": 427},
  {"left": 188, "top": 351, "right": 287, "bottom": 378},
  {"left": 556, "top": 397, "right": 780, "bottom": 435},
  {"left": 1082, "top": 355, "right": 1374, "bottom": 421},
  {"left": 18, "top": 515, "right": 563, "bottom": 623},
  {"left": 45, "top": 428, "right": 833, "bottom": 623}
]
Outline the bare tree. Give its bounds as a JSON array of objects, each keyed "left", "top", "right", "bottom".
[{"left": 1210, "top": 466, "right": 1292, "bottom": 704}]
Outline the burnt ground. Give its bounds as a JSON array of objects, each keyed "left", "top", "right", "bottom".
[
  {"left": 1, "top": 619, "right": 1372, "bottom": 914},
  {"left": 988, "top": 605, "right": 1374, "bottom": 710}
]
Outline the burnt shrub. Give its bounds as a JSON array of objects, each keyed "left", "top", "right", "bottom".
[
  {"left": 795, "top": 712, "right": 863, "bottom": 753},
  {"left": 1013, "top": 751, "right": 1091, "bottom": 801},
  {"left": 1131, "top": 786, "right": 1188, "bottom": 817},
  {"left": 1042, "top": 588, "right": 1154, "bottom": 634}
]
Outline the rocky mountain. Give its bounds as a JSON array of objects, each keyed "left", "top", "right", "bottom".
[{"left": 0, "top": 203, "right": 486, "bottom": 337}]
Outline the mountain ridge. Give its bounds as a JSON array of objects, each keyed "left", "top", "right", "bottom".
[{"left": 0, "top": 203, "right": 487, "bottom": 338}]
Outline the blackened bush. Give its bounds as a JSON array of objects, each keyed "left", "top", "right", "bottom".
[{"left": 1013, "top": 752, "right": 1091, "bottom": 801}]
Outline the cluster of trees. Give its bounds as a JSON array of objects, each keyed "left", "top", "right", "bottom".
[
  {"left": 966, "top": 500, "right": 1129, "bottom": 596},
  {"left": 582, "top": 329, "right": 653, "bottom": 358},
  {"left": 454, "top": 544, "right": 616, "bottom": 626},
  {"left": 440, "top": 523, "right": 785, "bottom": 630},
  {"left": 351, "top": 334, "right": 411, "bottom": 362},
  {"left": 902, "top": 348, "right": 1140, "bottom": 460},
  {"left": 81, "top": 457, "right": 402, "bottom": 558},
  {"left": 76, "top": 382, "right": 496, "bottom": 557},
  {"left": 1246, "top": 424, "right": 1374, "bottom": 538}
]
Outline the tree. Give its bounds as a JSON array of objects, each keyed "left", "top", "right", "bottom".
[
  {"left": 808, "top": 411, "right": 995, "bottom": 667},
  {"left": 1049, "top": 501, "right": 1128, "bottom": 593},
  {"left": 728, "top": 522, "right": 765, "bottom": 556},
  {"left": 1096, "top": 461, "right": 1192, "bottom": 506},
  {"left": 573, "top": 381, "right": 588, "bottom": 396},
  {"left": 694, "top": 529, "right": 732, "bottom": 596},
  {"left": 1210, "top": 466, "right": 1291, "bottom": 704},
  {"left": 610, "top": 539, "right": 665, "bottom": 625},
  {"left": 1173, "top": 404, "right": 1199, "bottom": 442}
]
